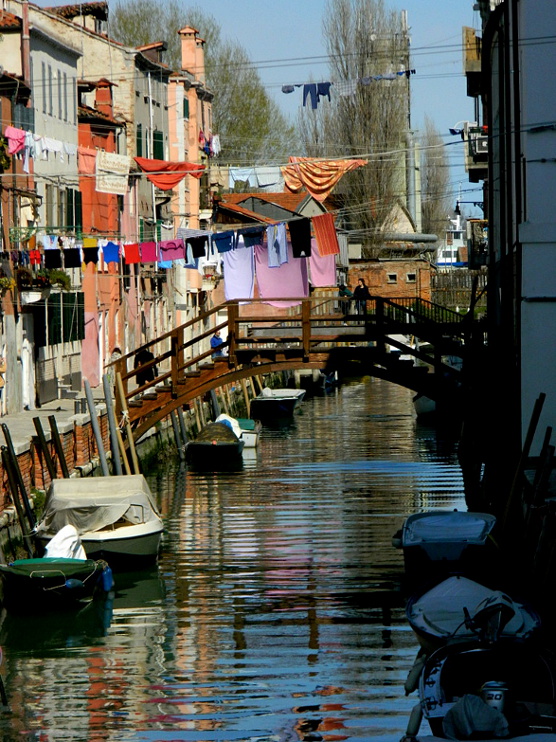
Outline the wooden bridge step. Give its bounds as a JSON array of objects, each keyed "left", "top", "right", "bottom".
[
  {"left": 142, "top": 392, "right": 158, "bottom": 400},
  {"left": 185, "top": 371, "right": 201, "bottom": 378}
]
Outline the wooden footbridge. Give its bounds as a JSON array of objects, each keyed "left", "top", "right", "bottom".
[{"left": 112, "top": 295, "right": 479, "bottom": 442}]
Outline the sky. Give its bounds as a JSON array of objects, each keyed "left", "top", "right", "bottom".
[{"left": 197, "top": 0, "right": 484, "bottom": 214}]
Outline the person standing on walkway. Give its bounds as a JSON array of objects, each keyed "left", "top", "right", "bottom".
[
  {"left": 211, "top": 331, "right": 225, "bottom": 359},
  {"left": 353, "top": 277, "right": 371, "bottom": 315}
]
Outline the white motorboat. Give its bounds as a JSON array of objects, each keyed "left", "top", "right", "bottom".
[
  {"left": 406, "top": 575, "right": 541, "bottom": 655},
  {"left": 249, "top": 388, "right": 305, "bottom": 420},
  {"left": 35, "top": 475, "right": 164, "bottom": 567}
]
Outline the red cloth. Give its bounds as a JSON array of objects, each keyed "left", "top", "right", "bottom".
[
  {"left": 282, "top": 156, "right": 367, "bottom": 202},
  {"left": 124, "top": 243, "right": 140, "bottom": 264},
  {"left": 312, "top": 213, "right": 340, "bottom": 256},
  {"left": 133, "top": 157, "right": 205, "bottom": 190}
]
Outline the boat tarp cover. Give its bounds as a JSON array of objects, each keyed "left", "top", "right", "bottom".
[
  {"left": 0, "top": 557, "right": 99, "bottom": 579},
  {"left": 36, "top": 475, "right": 160, "bottom": 536},
  {"left": 408, "top": 576, "right": 534, "bottom": 639},
  {"left": 404, "top": 511, "right": 496, "bottom": 545},
  {"left": 195, "top": 422, "right": 240, "bottom": 443},
  {"left": 215, "top": 414, "right": 242, "bottom": 438}
]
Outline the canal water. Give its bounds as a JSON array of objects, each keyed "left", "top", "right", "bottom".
[{"left": 0, "top": 378, "right": 465, "bottom": 741}]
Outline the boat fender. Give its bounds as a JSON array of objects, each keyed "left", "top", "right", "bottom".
[
  {"left": 102, "top": 565, "right": 115, "bottom": 592},
  {"left": 404, "top": 650, "right": 428, "bottom": 694},
  {"left": 401, "top": 702, "right": 423, "bottom": 740},
  {"left": 392, "top": 529, "right": 402, "bottom": 549},
  {"left": 65, "top": 578, "right": 85, "bottom": 590}
]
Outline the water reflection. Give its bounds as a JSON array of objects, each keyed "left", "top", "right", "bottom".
[{"left": 0, "top": 379, "right": 465, "bottom": 741}]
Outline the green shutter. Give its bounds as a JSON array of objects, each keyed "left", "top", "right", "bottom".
[
  {"left": 153, "top": 130, "right": 164, "bottom": 160},
  {"left": 183, "top": 96, "right": 189, "bottom": 119},
  {"left": 47, "top": 294, "right": 62, "bottom": 345},
  {"left": 136, "top": 123, "right": 143, "bottom": 156}
]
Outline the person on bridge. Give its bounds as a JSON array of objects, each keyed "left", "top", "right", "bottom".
[
  {"left": 338, "top": 284, "right": 353, "bottom": 318},
  {"left": 211, "top": 331, "right": 225, "bottom": 359},
  {"left": 134, "top": 347, "right": 157, "bottom": 390},
  {"left": 353, "top": 277, "right": 371, "bottom": 315}
]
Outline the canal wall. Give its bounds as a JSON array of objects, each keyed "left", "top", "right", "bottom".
[{"left": 0, "top": 369, "right": 302, "bottom": 558}]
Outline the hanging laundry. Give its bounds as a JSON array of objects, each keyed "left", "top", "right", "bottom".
[
  {"left": 222, "top": 238, "right": 255, "bottom": 302},
  {"left": 254, "top": 243, "right": 308, "bottom": 307},
  {"left": 184, "top": 244, "right": 197, "bottom": 268},
  {"left": 4, "top": 126, "right": 26, "bottom": 155},
  {"left": 211, "top": 231, "right": 235, "bottom": 254},
  {"left": 44, "top": 250, "right": 62, "bottom": 269},
  {"left": 312, "top": 212, "right": 340, "bottom": 256},
  {"left": 288, "top": 218, "right": 312, "bottom": 258},
  {"left": 78, "top": 146, "right": 97, "bottom": 175},
  {"left": 212, "top": 135, "right": 221, "bottom": 157},
  {"left": 317, "top": 82, "right": 332, "bottom": 102},
  {"left": 238, "top": 226, "right": 265, "bottom": 248},
  {"left": 133, "top": 156, "right": 205, "bottom": 190},
  {"left": 266, "top": 223, "right": 288, "bottom": 267},
  {"left": 29, "top": 249, "right": 42, "bottom": 266},
  {"left": 302, "top": 82, "right": 333, "bottom": 108},
  {"left": 282, "top": 156, "right": 368, "bottom": 202},
  {"left": 185, "top": 236, "right": 208, "bottom": 259},
  {"left": 140, "top": 241, "right": 157, "bottom": 262},
  {"left": 309, "top": 239, "right": 336, "bottom": 286},
  {"left": 303, "top": 83, "right": 318, "bottom": 109},
  {"left": 41, "top": 235, "right": 58, "bottom": 250},
  {"left": 83, "top": 247, "right": 99, "bottom": 265},
  {"left": 158, "top": 239, "right": 185, "bottom": 262},
  {"left": 229, "top": 168, "right": 257, "bottom": 188},
  {"left": 124, "top": 243, "right": 140, "bottom": 264},
  {"left": 63, "top": 248, "right": 82, "bottom": 268},
  {"left": 102, "top": 241, "right": 121, "bottom": 264},
  {"left": 335, "top": 80, "right": 358, "bottom": 97},
  {"left": 83, "top": 237, "right": 98, "bottom": 249}
]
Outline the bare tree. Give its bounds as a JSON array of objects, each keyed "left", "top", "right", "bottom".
[
  {"left": 298, "top": 0, "right": 411, "bottom": 255},
  {"left": 421, "top": 115, "right": 450, "bottom": 238},
  {"left": 109, "top": 1, "right": 294, "bottom": 165}
]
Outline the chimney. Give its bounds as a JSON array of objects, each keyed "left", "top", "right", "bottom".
[
  {"left": 21, "top": 0, "right": 31, "bottom": 87},
  {"left": 179, "top": 26, "right": 205, "bottom": 84},
  {"left": 95, "top": 78, "right": 114, "bottom": 117}
]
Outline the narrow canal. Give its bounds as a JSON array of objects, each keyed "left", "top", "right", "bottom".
[{"left": 0, "top": 378, "right": 465, "bottom": 741}]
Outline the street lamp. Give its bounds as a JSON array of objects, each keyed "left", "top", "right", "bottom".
[
  {"left": 455, "top": 200, "right": 484, "bottom": 215},
  {"left": 449, "top": 120, "right": 469, "bottom": 137}
]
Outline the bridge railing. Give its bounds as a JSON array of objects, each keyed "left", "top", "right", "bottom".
[{"left": 111, "top": 294, "right": 469, "bottom": 411}]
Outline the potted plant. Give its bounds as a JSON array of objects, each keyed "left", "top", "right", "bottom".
[{"left": 44, "top": 269, "right": 71, "bottom": 291}]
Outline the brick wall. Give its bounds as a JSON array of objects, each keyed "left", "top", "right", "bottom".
[{"left": 0, "top": 408, "right": 111, "bottom": 513}]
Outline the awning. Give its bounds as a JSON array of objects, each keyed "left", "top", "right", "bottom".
[{"left": 134, "top": 156, "right": 205, "bottom": 190}]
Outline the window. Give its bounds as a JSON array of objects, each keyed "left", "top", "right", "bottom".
[
  {"left": 406, "top": 273, "right": 416, "bottom": 283},
  {"left": 387, "top": 273, "right": 398, "bottom": 284},
  {"left": 183, "top": 96, "right": 189, "bottom": 119},
  {"left": 136, "top": 123, "right": 143, "bottom": 156},
  {"left": 63, "top": 72, "right": 68, "bottom": 121}
]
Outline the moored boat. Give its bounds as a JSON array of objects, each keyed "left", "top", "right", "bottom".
[
  {"left": 410, "top": 641, "right": 556, "bottom": 740},
  {"left": 0, "top": 557, "right": 113, "bottom": 610},
  {"left": 215, "top": 413, "right": 262, "bottom": 448},
  {"left": 185, "top": 421, "right": 244, "bottom": 470},
  {"left": 249, "top": 388, "right": 305, "bottom": 421},
  {"left": 394, "top": 509, "right": 498, "bottom": 586},
  {"left": 406, "top": 575, "right": 541, "bottom": 655},
  {"left": 35, "top": 475, "right": 164, "bottom": 568}
]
